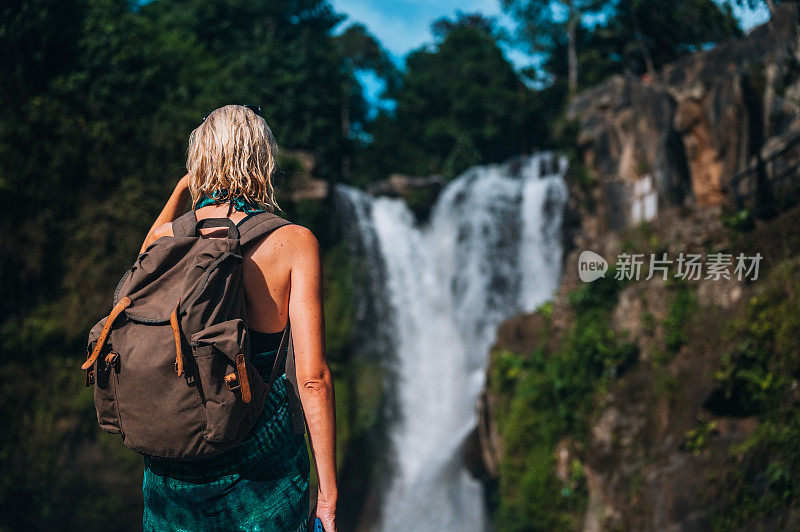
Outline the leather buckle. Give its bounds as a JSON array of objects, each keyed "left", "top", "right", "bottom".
[
  {"left": 105, "top": 352, "right": 119, "bottom": 371},
  {"left": 85, "top": 369, "right": 95, "bottom": 387},
  {"left": 225, "top": 373, "right": 240, "bottom": 391}
]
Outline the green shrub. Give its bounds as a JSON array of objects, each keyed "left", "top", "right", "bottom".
[
  {"left": 491, "top": 271, "right": 636, "bottom": 530},
  {"left": 664, "top": 279, "right": 696, "bottom": 353},
  {"left": 683, "top": 413, "right": 718, "bottom": 456},
  {"left": 711, "top": 259, "right": 800, "bottom": 528}
]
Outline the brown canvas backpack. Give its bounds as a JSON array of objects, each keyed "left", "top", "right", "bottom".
[{"left": 81, "top": 210, "right": 306, "bottom": 460}]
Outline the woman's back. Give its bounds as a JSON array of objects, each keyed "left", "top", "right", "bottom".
[
  {"left": 139, "top": 104, "right": 336, "bottom": 531},
  {"left": 153, "top": 203, "right": 306, "bottom": 334}
]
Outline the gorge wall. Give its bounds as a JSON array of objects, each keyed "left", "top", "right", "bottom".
[{"left": 566, "top": 4, "right": 800, "bottom": 235}]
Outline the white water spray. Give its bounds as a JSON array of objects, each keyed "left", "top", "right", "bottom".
[{"left": 335, "top": 153, "right": 569, "bottom": 531}]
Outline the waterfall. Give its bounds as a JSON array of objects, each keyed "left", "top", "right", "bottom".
[{"left": 334, "top": 153, "right": 569, "bottom": 531}]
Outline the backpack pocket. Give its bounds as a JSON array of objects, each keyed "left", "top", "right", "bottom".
[
  {"left": 190, "top": 319, "right": 258, "bottom": 444},
  {"left": 87, "top": 316, "right": 122, "bottom": 434}
]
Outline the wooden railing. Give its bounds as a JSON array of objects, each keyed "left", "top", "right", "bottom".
[{"left": 731, "top": 132, "right": 800, "bottom": 218}]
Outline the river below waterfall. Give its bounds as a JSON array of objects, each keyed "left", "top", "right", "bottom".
[{"left": 335, "top": 153, "right": 569, "bottom": 531}]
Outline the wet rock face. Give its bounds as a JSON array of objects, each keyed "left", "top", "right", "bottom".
[
  {"left": 568, "top": 3, "right": 800, "bottom": 225},
  {"left": 477, "top": 199, "right": 792, "bottom": 530},
  {"left": 574, "top": 77, "right": 690, "bottom": 208}
]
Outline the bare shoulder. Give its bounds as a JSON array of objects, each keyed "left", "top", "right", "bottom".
[
  {"left": 249, "top": 222, "right": 319, "bottom": 260},
  {"left": 280, "top": 223, "right": 319, "bottom": 251},
  {"left": 271, "top": 223, "right": 320, "bottom": 262}
]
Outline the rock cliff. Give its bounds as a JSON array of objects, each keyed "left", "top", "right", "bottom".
[
  {"left": 567, "top": 4, "right": 799, "bottom": 232},
  {"left": 480, "top": 198, "right": 800, "bottom": 530},
  {"left": 476, "top": 6, "right": 800, "bottom": 530}
]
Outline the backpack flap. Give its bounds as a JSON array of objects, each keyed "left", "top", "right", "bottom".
[{"left": 189, "top": 319, "right": 248, "bottom": 365}]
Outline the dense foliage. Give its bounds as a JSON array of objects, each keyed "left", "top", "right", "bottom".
[{"left": 709, "top": 259, "right": 800, "bottom": 529}]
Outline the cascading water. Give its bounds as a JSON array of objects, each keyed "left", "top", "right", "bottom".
[{"left": 335, "top": 153, "right": 569, "bottom": 531}]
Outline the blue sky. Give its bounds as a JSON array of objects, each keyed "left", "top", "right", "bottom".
[
  {"left": 330, "top": 0, "right": 530, "bottom": 68},
  {"left": 329, "top": 0, "right": 772, "bottom": 105}
]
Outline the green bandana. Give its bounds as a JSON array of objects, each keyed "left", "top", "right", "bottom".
[{"left": 195, "top": 190, "right": 266, "bottom": 214}]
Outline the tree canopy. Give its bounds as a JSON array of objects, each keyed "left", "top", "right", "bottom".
[
  {"left": 503, "top": 0, "right": 743, "bottom": 95},
  {"left": 353, "top": 12, "right": 545, "bottom": 182}
]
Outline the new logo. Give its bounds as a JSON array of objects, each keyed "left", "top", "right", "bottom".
[{"left": 578, "top": 250, "right": 608, "bottom": 282}]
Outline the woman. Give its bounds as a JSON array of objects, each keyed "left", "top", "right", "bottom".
[{"left": 138, "top": 105, "right": 337, "bottom": 532}]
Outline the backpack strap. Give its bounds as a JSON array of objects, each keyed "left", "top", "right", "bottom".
[
  {"left": 172, "top": 210, "right": 290, "bottom": 243},
  {"left": 171, "top": 210, "right": 198, "bottom": 237},
  {"left": 266, "top": 321, "right": 291, "bottom": 390},
  {"left": 284, "top": 330, "right": 307, "bottom": 435},
  {"left": 265, "top": 321, "right": 306, "bottom": 436},
  {"left": 81, "top": 296, "right": 132, "bottom": 370},
  {"left": 237, "top": 211, "right": 293, "bottom": 248}
]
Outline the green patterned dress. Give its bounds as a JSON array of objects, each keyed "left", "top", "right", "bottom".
[{"left": 142, "top": 343, "right": 311, "bottom": 532}]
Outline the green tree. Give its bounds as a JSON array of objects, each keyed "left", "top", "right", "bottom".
[
  {"left": 502, "top": 0, "right": 606, "bottom": 97},
  {"left": 335, "top": 22, "right": 398, "bottom": 179},
  {"left": 504, "top": 0, "right": 742, "bottom": 96},
  {"left": 612, "top": 0, "right": 742, "bottom": 77},
  {"left": 528, "top": 0, "right": 743, "bottom": 98},
  {"left": 140, "top": 0, "right": 352, "bottom": 179},
  {"left": 355, "top": 12, "right": 541, "bottom": 182}
]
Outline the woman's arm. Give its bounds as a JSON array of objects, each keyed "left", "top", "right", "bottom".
[
  {"left": 139, "top": 174, "right": 191, "bottom": 254},
  {"left": 288, "top": 226, "right": 337, "bottom": 532}
]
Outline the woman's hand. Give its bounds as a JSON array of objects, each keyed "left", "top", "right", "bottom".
[{"left": 315, "top": 487, "right": 337, "bottom": 532}]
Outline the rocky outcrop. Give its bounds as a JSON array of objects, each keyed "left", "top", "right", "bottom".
[
  {"left": 474, "top": 11, "right": 800, "bottom": 529},
  {"left": 476, "top": 201, "right": 774, "bottom": 530},
  {"left": 568, "top": 4, "right": 800, "bottom": 229}
]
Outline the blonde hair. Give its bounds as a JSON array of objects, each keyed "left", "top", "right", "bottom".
[{"left": 187, "top": 104, "right": 280, "bottom": 212}]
